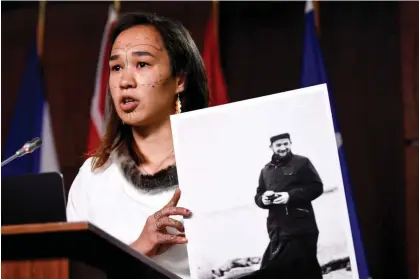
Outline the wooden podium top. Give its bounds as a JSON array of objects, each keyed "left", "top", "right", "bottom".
[
  {"left": 2, "top": 222, "right": 181, "bottom": 279},
  {"left": 2, "top": 221, "right": 89, "bottom": 235}
]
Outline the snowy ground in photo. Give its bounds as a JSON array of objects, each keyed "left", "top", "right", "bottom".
[{"left": 186, "top": 189, "right": 355, "bottom": 279}]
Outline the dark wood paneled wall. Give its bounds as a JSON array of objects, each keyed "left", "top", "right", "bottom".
[
  {"left": 1, "top": 1, "right": 412, "bottom": 278},
  {"left": 401, "top": 2, "right": 419, "bottom": 279}
]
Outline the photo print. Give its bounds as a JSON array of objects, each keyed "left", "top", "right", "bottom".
[{"left": 170, "top": 84, "right": 359, "bottom": 279}]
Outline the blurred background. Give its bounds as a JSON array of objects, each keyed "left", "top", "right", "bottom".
[{"left": 1, "top": 1, "right": 418, "bottom": 279}]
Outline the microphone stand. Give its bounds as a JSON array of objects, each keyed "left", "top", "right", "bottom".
[{"left": 1, "top": 153, "right": 21, "bottom": 167}]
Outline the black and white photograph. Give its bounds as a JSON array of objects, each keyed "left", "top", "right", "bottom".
[{"left": 170, "top": 84, "right": 359, "bottom": 279}]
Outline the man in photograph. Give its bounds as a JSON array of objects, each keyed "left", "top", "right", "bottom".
[{"left": 253, "top": 132, "right": 324, "bottom": 279}]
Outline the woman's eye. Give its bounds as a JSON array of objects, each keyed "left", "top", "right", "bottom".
[
  {"left": 111, "top": 65, "right": 121, "bottom": 71},
  {"left": 137, "top": 62, "right": 149, "bottom": 68}
]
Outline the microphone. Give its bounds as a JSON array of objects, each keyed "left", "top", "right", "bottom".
[{"left": 1, "top": 137, "right": 43, "bottom": 168}]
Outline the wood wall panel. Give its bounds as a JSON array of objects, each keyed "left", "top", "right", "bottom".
[
  {"left": 401, "top": 2, "right": 419, "bottom": 279},
  {"left": 401, "top": 1, "right": 419, "bottom": 140},
  {"left": 405, "top": 147, "right": 419, "bottom": 279}
]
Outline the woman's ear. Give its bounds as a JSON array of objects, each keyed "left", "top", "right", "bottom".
[{"left": 175, "top": 74, "right": 186, "bottom": 94}]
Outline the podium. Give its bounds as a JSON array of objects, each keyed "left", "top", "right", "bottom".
[{"left": 1, "top": 221, "right": 181, "bottom": 279}]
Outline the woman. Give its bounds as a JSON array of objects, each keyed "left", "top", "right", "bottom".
[{"left": 66, "top": 11, "right": 209, "bottom": 279}]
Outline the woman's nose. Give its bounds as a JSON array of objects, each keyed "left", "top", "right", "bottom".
[{"left": 119, "top": 69, "right": 137, "bottom": 89}]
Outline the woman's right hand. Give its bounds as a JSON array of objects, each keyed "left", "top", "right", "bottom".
[{"left": 130, "top": 188, "right": 191, "bottom": 257}]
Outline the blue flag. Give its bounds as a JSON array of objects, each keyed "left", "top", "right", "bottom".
[
  {"left": 301, "top": 2, "right": 370, "bottom": 278},
  {"left": 2, "top": 42, "right": 59, "bottom": 177}
]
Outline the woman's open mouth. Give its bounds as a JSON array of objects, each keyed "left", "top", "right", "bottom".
[{"left": 120, "top": 97, "right": 139, "bottom": 112}]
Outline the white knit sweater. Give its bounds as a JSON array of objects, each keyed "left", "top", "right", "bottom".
[{"left": 66, "top": 157, "right": 190, "bottom": 278}]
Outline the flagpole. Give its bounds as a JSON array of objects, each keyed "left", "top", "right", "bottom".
[
  {"left": 212, "top": 0, "right": 219, "bottom": 40},
  {"left": 114, "top": 0, "right": 120, "bottom": 14},
  {"left": 37, "top": 0, "right": 46, "bottom": 58},
  {"left": 313, "top": 0, "right": 320, "bottom": 36}
]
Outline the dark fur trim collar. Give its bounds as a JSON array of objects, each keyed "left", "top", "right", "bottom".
[{"left": 113, "top": 142, "right": 178, "bottom": 194}]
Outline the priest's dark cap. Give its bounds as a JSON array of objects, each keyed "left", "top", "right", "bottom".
[{"left": 270, "top": 133, "right": 291, "bottom": 144}]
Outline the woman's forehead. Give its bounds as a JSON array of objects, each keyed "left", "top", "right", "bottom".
[{"left": 112, "top": 25, "right": 164, "bottom": 52}]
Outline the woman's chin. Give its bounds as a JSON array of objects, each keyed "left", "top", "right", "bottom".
[
  {"left": 122, "top": 116, "right": 154, "bottom": 128},
  {"left": 119, "top": 112, "right": 170, "bottom": 128},
  {"left": 122, "top": 119, "right": 145, "bottom": 127},
  {"left": 118, "top": 112, "right": 147, "bottom": 127}
]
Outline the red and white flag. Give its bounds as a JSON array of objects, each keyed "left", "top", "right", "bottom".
[{"left": 86, "top": 5, "right": 118, "bottom": 155}]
